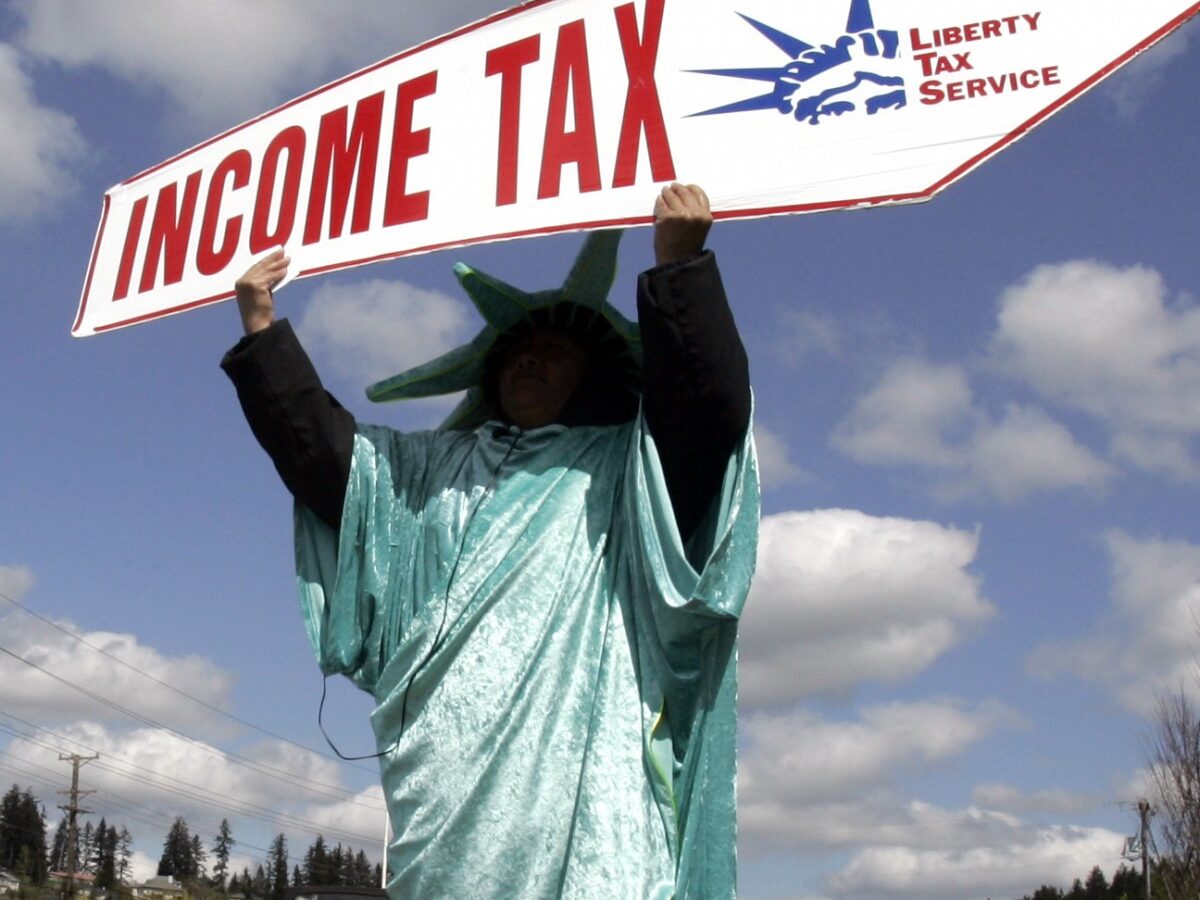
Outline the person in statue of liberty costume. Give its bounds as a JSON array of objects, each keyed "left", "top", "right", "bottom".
[{"left": 221, "top": 184, "right": 759, "bottom": 899}]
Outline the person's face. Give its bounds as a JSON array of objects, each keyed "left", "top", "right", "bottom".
[{"left": 497, "top": 330, "right": 589, "bottom": 429}]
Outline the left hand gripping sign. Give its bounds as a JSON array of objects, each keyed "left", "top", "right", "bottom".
[{"left": 74, "top": 0, "right": 1200, "bottom": 335}]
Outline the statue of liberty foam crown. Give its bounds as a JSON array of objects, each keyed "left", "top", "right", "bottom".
[{"left": 365, "top": 230, "right": 642, "bottom": 430}]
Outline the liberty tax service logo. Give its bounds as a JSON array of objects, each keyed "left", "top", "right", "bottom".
[{"left": 690, "top": 0, "right": 907, "bottom": 125}]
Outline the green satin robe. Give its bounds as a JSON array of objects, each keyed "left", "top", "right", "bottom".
[{"left": 294, "top": 412, "right": 758, "bottom": 898}]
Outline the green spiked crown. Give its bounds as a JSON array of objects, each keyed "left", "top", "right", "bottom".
[{"left": 366, "top": 231, "right": 642, "bottom": 430}]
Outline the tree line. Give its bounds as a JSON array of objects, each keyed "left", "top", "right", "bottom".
[
  {"left": 0, "top": 785, "right": 380, "bottom": 897},
  {"left": 157, "top": 817, "right": 381, "bottom": 898},
  {"left": 1015, "top": 857, "right": 1200, "bottom": 900},
  {"left": 51, "top": 817, "right": 134, "bottom": 888},
  {"left": 1014, "top": 864, "right": 1144, "bottom": 899}
]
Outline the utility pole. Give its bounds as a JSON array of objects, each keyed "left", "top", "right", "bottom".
[
  {"left": 380, "top": 810, "right": 389, "bottom": 889},
  {"left": 1138, "top": 798, "right": 1153, "bottom": 900},
  {"left": 57, "top": 754, "right": 98, "bottom": 900}
]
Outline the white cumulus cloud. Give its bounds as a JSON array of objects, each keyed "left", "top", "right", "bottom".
[
  {"left": 753, "top": 423, "right": 807, "bottom": 488},
  {"left": 833, "top": 257, "right": 1200, "bottom": 496},
  {"left": 771, "top": 308, "right": 845, "bottom": 367},
  {"left": 835, "top": 357, "right": 1115, "bottom": 501},
  {"left": 125, "top": 851, "right": 160, "bottom": 885},
  {"left": 991, "top": 259, "right": 1200, "bottom": 480},
  {"left": 13, "top": 0, "right": 507, "bottom": 132},
  {"left": 954, "top": 404, "right": 1115, "bottom": 502},
  {"left": 833, "top": 359, "right": 973, "bottom": 468},
  {"left": 991, "top": 260, "right": 1200, "bottom": 433},
  {"left": 1111, "top": 431, "right": 1200, "bottom": 481},
  {"left": 0, "top": 43, "right": 84, "bottom": 219},
  {"left": 295, "top": 278, "right": 472, "bottom": 390},
  {"left": 0, "top": 612, "right": 235, "bottom": 731},
  {"left": 301, "top": 784, "right": 388, "bottom": 849},
  {"left": 739, "top": 702, "right": 1014, "bottom": 817},
  {"left": 735, "top": 701, "right": 1118, "bottom": 900},
  {"left": 740, "top": 509, "right": 992, "bottom": 705},
  {"left": 829, "top": 825, "right": 1125, "bottom": 900},
  {"left": 4, "top": 722, "right": 384, "bottom": 848},
  {"left": 0, "top": 564, "right": 36, "bottom": 600},
  {"left": 970, "top": 782, "right": 1099, "bottom": 817},
  {"left": 1102, "top": 18, "right": 1195, "bottom": 118},
  {"left": 1028, "top": 530, "right": 1200, "bottom": 716}
]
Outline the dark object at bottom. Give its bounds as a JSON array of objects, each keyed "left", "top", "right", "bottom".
[{"left": 285, "top": 886, "right": 387, "bottom": 900}]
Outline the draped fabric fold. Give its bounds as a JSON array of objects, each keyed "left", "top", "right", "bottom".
[{"left": 295, "top": 410, "right": 758, "bottom": 899}]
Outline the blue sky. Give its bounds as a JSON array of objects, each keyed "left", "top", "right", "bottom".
[{"left": 1, "top": 2, "right": 1199, "bottom": 898}]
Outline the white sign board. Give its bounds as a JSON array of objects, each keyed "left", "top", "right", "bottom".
[{"left": 73, "top": 0, "right": 1199, "bottom": 336}]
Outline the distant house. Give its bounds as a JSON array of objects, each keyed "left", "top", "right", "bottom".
[
  {"left": 132, "top": 876, "right": 186, "bottom": 900},
  {"left": 0, "top": 870, "right": 22, "bottom": 896},
  {"left": 47, "top": 871, "right": 97, "bottom": 891}
]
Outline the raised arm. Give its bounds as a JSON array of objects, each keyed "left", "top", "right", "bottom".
[
  {"left": 234, "top": 249, "right": 289, "bottom": 335},
  {"left": 220, "top": 252, "right": 355, "bottom": 529},
  {"left": 639, "top": 184, "right": 752, "bottom": 543}
]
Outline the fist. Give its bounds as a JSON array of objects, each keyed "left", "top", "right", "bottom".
[
  {"left": 653, "top": 183, "right": 712, "bottom": 266},
  {"left": 235, "top": 249, "right": 289, "bottom": 335}
]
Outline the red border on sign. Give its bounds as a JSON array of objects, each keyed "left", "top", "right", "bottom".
[{"left": 73, "top": 1, "right": 1200, "bottom": 336}]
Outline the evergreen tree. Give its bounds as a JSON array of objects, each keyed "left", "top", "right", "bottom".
[
  {"left": 251, "top": 863, "right": 268, "bottom": 899},
  {"left": 116, "top": 827, "right": 133, "bottom": 884},
  {"left": 191, "top": 833, "right": 208, "bottom": 881},
  {"left": 291, "top": 865, "right": 302, "bottom": 887},
  {"left": 50, "top": 818, "right": 70, "bottom": 873},
  {"left": 1108, "top": 863, "right": 1143, "bottom": 899},
  {"left": 302, "top": 835, "right": 328, "bottom": 885},
  {"left": 25, "top": 792, "right": 48, "bottom": 884},
  {"left": 212, "top": 819, "right": 234, "bottom": 889},
  {"left": 267, "top": 834, "right": 289, "bottom": 900},
  {"left": 233, "top": 865, "right": 254, "bottom": 898},
  {"left": 1081, "top": 866, "right": 1107, "bottom": 899},
  {"left": 1016, "top": 864, "right": 1149, "bottom": 900},
  {"left": 88, "top": 819, "right": 102, "bottom": 877},
  {"left": 104, "top": 822, "right": 121, "bottom": 888},
  {"left": 351, "top": 850, "right": 371, "bottom": 887},
  {"left": 0, "top": 784, "right": 21, "bottom": 868},
  {"left": 92, "top": 819, "right": 118, "bottom": 888},
  {"left": 328, "top": 843, "right": 345, "bottom": 886},
  {"left": 157, "top": 817, "right": 196, "bottom": 879},
  {"left": 78, "top": 821, "right": 96, "bottom": 875},
  {"left": 0, "top": 785, "right": 48, "bottom": 883}
]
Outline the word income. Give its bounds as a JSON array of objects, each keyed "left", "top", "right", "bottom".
[{"left": 110, "top": 0, "right": 674, "bottom": 302}]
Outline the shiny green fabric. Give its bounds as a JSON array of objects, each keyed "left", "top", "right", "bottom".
[{"left": 294, "top": 411, "right": 758, "bottom": 899}]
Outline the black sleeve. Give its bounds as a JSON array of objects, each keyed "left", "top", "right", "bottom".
[
  {"left": 220, "top": 318, "right": 356, "bottom": 529},
  {"left": 637, "top": 250, "right": 751, "bottom": 542}
]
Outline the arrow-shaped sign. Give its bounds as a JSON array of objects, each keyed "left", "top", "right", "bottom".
[{"left": 74, "top": 0, "right": 1199, "bottom": 336}]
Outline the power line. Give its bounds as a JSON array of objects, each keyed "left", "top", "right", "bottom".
[
  {"left": 0, "top": 766, "right": 64, "bottom": 843},
  {"left": 0, "top": 578, "right": 390, "bottom": 855},
  {"left": 0, "top": 643, "right": 380, "bottom": 809},
  {"left": 3, "top": 750, "right": 225, "bottom": 837},
  {"left": 0, "top": 753, "right": 300, "bottom": 863},
  {"left": 0, "top": 757, "right": 305, "bottom": 866},
  {"left": 0, "top": 755, "right": 180, "bottom": 839},
  {"left": 0, "top": 713, "right": 380, "bottom": 846},
  {"left": 0, "top": 586, "right": 376, "bottom": 775}
]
